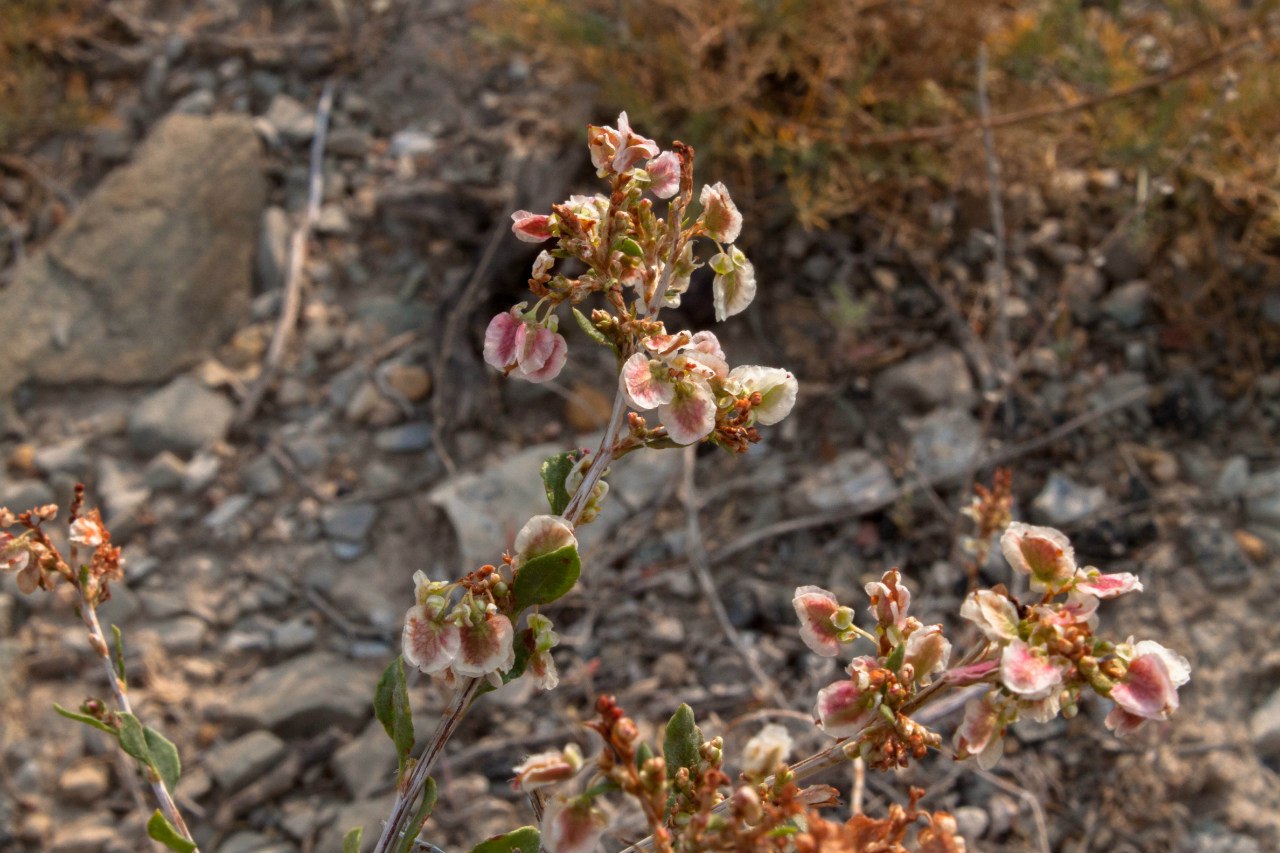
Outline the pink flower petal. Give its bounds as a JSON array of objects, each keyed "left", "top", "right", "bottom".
[
  {"left": 516, "top": 323, "right": 555, "bottom": 374},
  {"left": 944, "top": 659, "right": 1000, "bottom": 686},
  {"left": 511, "top": 210, "right": 554, "bottom": 243},
  {"left": 646, "top": 150, "right": 681, "bottom": 198},
  {"left": 1133, "top": 640, "right": 1191, "bottom": 687},
  {"left": 728, "top": 365, "right": 798, "bottom": 426},
  {"left": 518, "top": 332, "right": 568, "bottom": 383},
  {"left": 999, "top": 639, "right": 1064, "bottom": 699},
  {"left": 658, "top": 378, "right": 716, "bottom": 445},
  {"left": 1111, "top": 653, "right": 1178, "bottom": 720},
  {"left": 514, "top": 515, "right": 578, "bottom": 563},
  {"left": 865, "top": 569, "right": 911, "bottom": 629},
  {"left": 403, "top": 604, "right": 461, "bottom": 674},
  {"left": 1075, "top": 571, "right": 1143, "bottom": 598},
  {"left": 815, "top": 679, "right": 877, "bottom": 738},
  {"left": 1000, "top": 522, "right": 1077, "bottom": 589},
  {"left": 621, "top": 353, "right": 673, "bottom": 410},
  {"left": 688, "top": 330, "right": 725, "bottom": 359},
  {"left": 1104, "top": 706, "right": 1149, "bottom": 737},
  {"left": 711, "top": 252, "right": 756, "bottom": 322},
  {"left": 452, "top": 611, "right": 515, "bottom": 678},
  {"left": 903, "top": 624, "right": 952, "bottom": 683},
  {"left": 954, "top": 694, "right": 1005, "bottom": 768},
  {"left": 699, "top": 182, "right": 743, "bottom": 244},
  {"left": 793, "top": 585, "right": 843, "bottom": 658},
  {"left": 542, "top": 796, "right": 607, "bottom": 853},
  {"left": 959, "top": 589, "right": 1020, "bottom": 641},
  {"left": 483, "top": 311, "right": 522, "bottom": 371}
]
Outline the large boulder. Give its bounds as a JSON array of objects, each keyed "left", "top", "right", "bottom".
[{"left": 0, "top": 113, "right": 265, "bottom": 396}]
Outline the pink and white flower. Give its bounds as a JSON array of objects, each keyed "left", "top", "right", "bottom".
[
  {"left": 527, "top": 613, "right": 561, "bottom": 691},
  {"left": 1105, "top": 640, "right": 1190, "bottom": 735},
  {"left": 484, "top": 307, "right": 568, "bottom": 384},
  {"left": 960, "top": 589, "right": 1020, "bottom": 641},
  {"left": 793, "top": 585, "right": 851, "bottom": 658},
  {"left": 511, "top": 210, "right": 554, "bottom": 243},
  {"left": 708, "top": 246, "right": 756, "bottom": 321},
  {"left": 954, "top": 693, "right": 1006, "bottom": 769},
  {"left": 658, "top": 379, "right": 716, "bottom": 445},
  {"left": 403, "top": 597, "right": 460, "bottom": 675},
  {"left": 620, "top": 345, "right": 718, "bottom": 445},
  {"left": 514, "top": 516, "right": 578, "bottom": 565},
  {"left": 646, "top": 150, "right": 681, "bottom": 198},
  {"left": 586, "top": 111, "right": 659, "bottom": 176},
  {"left": 740, "top": 723, "right": 793, "bottom": 777},
  {"left": 1075, "top": 570, "right": 1143, "bottom": 598},
  {"left": 1000, "top": 522, "right": 1078, "bottom": 591},
  {"left": 727, "top": 365, "right": 798, "bottom": 426},
  {"left": 699, "top": 182, "right": 743, "bottom": 244},
  {"left": 815, "top": 675, "right": 879, "bottom": 738},
  {"left": 999, "top": 639, "right": 1065, "bottom": 700},
  {"left": 69, "top": 511, "right": 108, "bottom": 548},
  {"left": 451, "top": 602, "right": 515, "bottom": 684},
  {"left": 865, "top": 569, "right": 911, "bottom": 630},
  {"left": 903, "top": 624, "right": 952, "bottom": 684},
  {"left": 542, "top": 796, "right": 607, "bottom": 853},
  {"left": 512, "top": 744, "right": 583, "bottom": 792}
]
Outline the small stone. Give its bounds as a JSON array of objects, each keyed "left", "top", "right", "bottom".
[
  {"left": 223, "top": 652, "right": 373, "bottom": 736},
  {"left": 332, "top": 720, "right": 396, "bottom": 800},
  {"left": 907, "top": 407, "right": 982, "bottom": 481},
  {"left": 383, "top": 364, "right": 432, "bottom": 402},
  {"left": 327, "top": 127, "right": 372, "bottom": 158},
  {"left": 204, "top": 494, "right": 254, "bottom": 530},
  {"left": 205, "top": 730, "right": 288, "bottom": 791},
  {"left": 1181, "top": 829, "right": 1263, "bottom": 853},
  {"left": 653, "top": 652, "right": 688, "bottom": 687},
  {"left": 320, "top": 501, "right": 377, "bottom": 542},
  {"left": 0, "top": 479, "right": 55, "bottom": 513},
  {"left": 257, "top": 206, "right": 290, "bottom": 291},
  {"left": 143, "top": 451, "right": 187, "bottom": 491},
  {"left": 1188, "top": 522, "right": 1254, "bottom": 590},
  {"left": 1032, "top": 473, "right": 1107, "bottom": 525},
  {"left": 373, "top": 422, "right": 432, "bottom": 454},
  {"left": 1234, "top": 529, "right": 1268, "bottom": 562},
  {"left": 1061, "top": 263, "right": 1104, "bottom": 322},
  {"left": 50, "top": 820, "right": 116, "bottom": 853},
  {"left": 1244, "top": 468, "right": 1280, "bottom": 526},
  {"left": 565, "top": 382, "right": 612, "bottom": 432},
  {"left": 315, "top": 204, "right": 350, "bottom": 235},
  {"left": 1101, "top": 279, "right": 1151, "bottom": 328},
  {"left": 283, "top": 434, "right": 327, "bottom": 471},
  {"left": 145, "top": 616, "right": 208, "bottom": 654},
  {"left": 171, "top": 88, "right": 214, "bottom": 115},
  {"left": 129, "top": 377, "right": 234, "bottom": 456},
  {"left": 1216, "top": 456, "right": 1250, "bottom": 499},
  {"left": 58, "top": 761, "right": 110, "bottom": 803},
  {"left": 95, "top": 458, "right": 149, "bottom": 535},
  {"left": 344, "top": 381, "right": 385, "bottom": 423},
  {"left": 242, "top": 454, "right": 284, "bottom": 496},
  {"left": 182, "top": 450, "right": 221, "bottom": 493},
  {"left": 952, "top": 805, "right": 989, "bottom": 841},
  {"left": 263, "top": 94, "right": 315, "bottom": 144},
  {"left": 216, "top": 830, "right": 290, "bottom": 853},
  {"left": 788, "top": 449, "right": 897, "bottom": 512},
  {"left": 270, "top": 616, "right": 317, "bottom": 654},
  {"left": 34, "top": 439, "right": 90, "bottom": 477},
  {"left": 986, "top": 793, "right": 1019, "bottom": 838},
  {"left": 874, "top": 346, "right": 974, "bottom": 412}
]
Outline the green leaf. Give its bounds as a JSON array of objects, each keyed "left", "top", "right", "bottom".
[
  {"left": 343, "top": 827, "right": 363, "bottom": 853},
  {"left": 53, "top": 703, "right": 116, "bottom": 736},
  {"left": 885, "top": 640, "right": 905, "bottom": 674},
  {"left": 663, "top": 703, "right": 702, "bottom": 780},
  {"left": 617, "top": 236, "right": 644, "bottom": 258},
  {"left": 397, "top": 777, "right": 439, "bottom": 853},
  {"left": 539, "top": 451, "right": 578, "bottom": 516},
  {"left": 636, "top": 740, "right": 654, "bottom": 769},
  {"left": 111, "top": 624, "right": 127, "bottom": 684},
  {"left": 146, "top": 810, "right": 196, "bottom": 853},
  {"left": 373, "top": 656, "right": 415, "bottom": 775},
  {"left": 117, "top": 712, "right": 152, "bottom": 767},
  {"left": 512, "top": 544, "right": 581, "bottom": 613},
  {"left": 144, "top": 725, "right": 181, "bottom": 792},
  {"left": 474, "top": 628, "right": 535, "bottom": 699},
  {"left": 469, "top": 826, "right": 541, "bottom": 853},
  {"left": 572, "top": 307, "right": 611, "bottom": 347}
]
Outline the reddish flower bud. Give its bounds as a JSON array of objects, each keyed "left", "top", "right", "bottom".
[{"left": 511, "top": 210, "right": 554, "bottom": 243}]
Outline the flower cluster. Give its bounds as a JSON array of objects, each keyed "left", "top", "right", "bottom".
[
  {"left": 402, "top": 515, "right": 575, "bottom": 687},
  {"left": 796, "top": 570, "right": 950, "bottom": 770},
  {"left": 1, "top": 496, "right": 122, "bottom": 606},
  {"left": 483, "top": 112, "right": 797, "bottom": 450},
  {"left": 952, "top": 522, "right": 1189, "bottom": 765}
]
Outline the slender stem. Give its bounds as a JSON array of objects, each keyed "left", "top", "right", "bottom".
[{"left": 80, "top": 595, "right": 198, "bottom": 848}]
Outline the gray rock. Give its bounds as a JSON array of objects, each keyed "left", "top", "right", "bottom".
[
  {"left": 1032, "top": 473, "right": 1106, "bottom": 525},
  {"left": 49, "top": 819, "right": 117, "bottom": 853},
  {"left": 321, "top": 502, "right": 378, "bottom": 542},
  {"left": 0, "top": 114, "right": 264, "bottom": 396},
  {"left": 316, "top": 794, "right": 396, "bottom": 853},
  {"left": 1181, "top": 828, "right": 1264, "bottom": 853},
  {"left": 1249, "top": 687, "right": 1280, "bottom": 759},
  {"left": 128, "top": 377, "right": 234, "bottom": 456},
  {"left": 1101, "top": 279, "right": 1151, "bottom": 328},
  {"left": 34, "top": 439, "right": 90, "bottom": 477},
  {"left": 95, "top": 458, "right": 149, "bottom": 533},
  {"left": 270, "top": 616, "right": 317, "bottom": 654},
  {"left": 327, "top": 127, "right": 372, "bottom": 158},
  {"left": 1062, "top": 263, "right": 1104, "bottom": 322},
  {"left": 952, "top": 805, "right": 989, "bottom": 841},
  {"left": 332, "top": 720, "right": 397, "bottom": 800},
  {"left": 263, "top": 94, "right": 315, "bottom": 143},
  {"left": 0, "top": 478, "right": 55, "bottom": 513},
  {"left": 1216, "top": 456, "right": 1249, "bottom": 499},
  {"left": 144, "top": 616, "right": 208, "bottom": 655},
  {"left": 182, "top": 450, "right": 222, "bottom": 493},
  {"left": 204, "top": 494, "right": 253, "bottom": 530},
  {"left": 216, "top": 830, "right": 292, "bottom": 853},
  {"left": 908, "top": 407, "right": 982, "bottom": 481},
  {"left": 373, "top": 422, "right": 433, "bottom": 453},
  {"left": 1245, "top": 468, "right": 1280, "bottom": 527},
  {"left": 787, "top": 449, "right": 897, "bottom": 512},
  {"left": 257, "top": 206, "right": 291, "bottom": 292},
  {"left": 143, "top": 451, "right": 187, "bottom": 491},
  {"left": 315, "top": 204, "right": 351, "bottom": 235},
  {"left": 224, "top": 652, "right": 373, "bottom": 736},
  {"left": 171, "top": 88, "right": 214, "bottom": 115},
  {"left": 1188, "top": 522, "right": 1253, "bottom": 589},
  {"left": 205, "top": 730, "right": 288, "bottom": 791},
  {"left": 242, "top": 454, "right": 284, "bottom": 497},
  {"left": 283, "top": 434, "right": 327, "bottom": 471},
  {"left": 874, "top": 346, "right": 974, "bottom": 412}
]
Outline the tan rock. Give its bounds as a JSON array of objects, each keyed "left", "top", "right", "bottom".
[
  {"left": 383, "top": 363, "right": 432, "bottom": 401},
  {"left": 58, "top": 760, "right": 110, "bottom": 803}
]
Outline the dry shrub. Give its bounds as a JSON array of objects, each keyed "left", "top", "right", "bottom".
[{"left": 0, "top": 0, "right": 99, "bottom": 152}]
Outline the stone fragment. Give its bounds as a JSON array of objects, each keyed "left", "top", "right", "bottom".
[
  {"left": 331, "top": 719, "right": 397, "bottom": 800},
  {"left": 907, "top": 407, "right": 981, "bottom": 481},
  {"left": 58, "top": 761, "right": 110, "bottom": 803},
  {"left": 128, "top": 377, "right": 234, "bottom": 456},
  {"left": 1032, "top": 472, "right": 1106, "bottom": 526},
  {"left": 0, "top": 478, "right": 55, "bottom": 512},
  {"left": 0, "top": 114, "right": 264, "bottom": 396},
  {"left": 33, "top": 439, "right": 89, "bottom": 477},
  {"left": 49, "top": 820, "right": 117, "bottom": 853},
  {"left": 143, "top": 451, "right": 187, "bottom": 491},
  {"left": 320, "top": 501, "right": 378, "bottom": 542},
  {"left": 1101, "top": 279, "right": 1151, "bottom": 328},
  {"left": 257, "top": 206, "right": 291, "bottom": 291},
  {"left": 874, "top": 346, "right": 974, "bottom": 412},
  {"left": 373, "top": 422, "right": 432, "bottom": 453},
  {"left": 787, "top": 449, "right": 896, "bottom": 513},
  {"left": 263, "top": 94, "right": 315, "bottom": 143},
  {"left": 205, "top": 730, "right": 288, "bottom": 791},
  {"left": 223, "top": 652, "right": 372, "bottom": 736},
  {"left": 382, "top": 364, "right": 432, "bottom": 401},
  {"left": 242, "top": 454, "right": 284, "bottom": 496}
]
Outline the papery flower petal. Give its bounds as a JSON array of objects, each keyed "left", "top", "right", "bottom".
[
  {"left": 728, "top": 365, "right": 798, "bottom": 425},
  {"left": 1076, "top": 571, "right": 1143, "bottom": 598},
  {"left": 452, "top": 610, "right": 515, "bottom": 678},
  {"left": 1021, "top": 690, "right": 1063, "bottom": 723},
  {"left": 646, "top": 150, "right": 681, "bottom": 198},
  {"left": 793, "top": 585, "right": 845, "bottom": 657},
  {"left": 542, "top": 796, "right": 607, "bottom": 853},
  {"left": 711, "top": 249, "right": 756, "bottom": 322},
  {"left": 403, "top": 604, "right": 461, "bottom": 674},
  {"left": 959, "top": 589, "right": 1020, "bottom": 641},
  {"left": 815, "top": 678, "right": 878, "bottom": 738},
  {"left": 518, "top": 331, "right": 568, "bottom": 383},
  {"left": 903, "top": 624, "right": 952, "bottom": 683},
  {"left": 1035, "top": 590, "right": 1099, "bottom": 628},
  {"left": 658, "top": 378, "right": 716, "bottom": 445},
  {"left": 621, "top": 353, "right": 674, "bottom": 410},
  {"left": 699, "top": 182, "right": 743, "bottom": 243},
  {"left": 483, "top": 310, "right": 523, "bottom": 371},
  {"left": 1111, "top": 653, "right": 1179, "bottom": 720},
  {"left": 513, "top": 744, "right": 582, "bottom": 792},
  {"left": 944, "top": 659, "right": 1000, "bottom": 686},
  {"left": 954, "top": 694, "right": 1005, "bottom": 769},
  {"left": 529, "top": 649, "right": 559, "bottom": 690},
  {"left": 611, "top": 112, "right": 659, "bottom": 173},
  {"left": 1000, "top": 522, "right": 1077, "bottom": 590},
  {"left": 741, "top": 723, "right": 792, "bottom": 777},
  {"left": 1133, "top": 640, "right": 1191, "bottom": 688},
  {"left": 515, "top": 323, "right": 555, "bottom": 374},
  {"left": 69, "top": 512, "right": 108, "bottom": 547},
  {"left": 511, "top": 210, "right": 554, "bottom": 242},
  {"left": 1000, "top": 639, "right": 1064, "bottom": 699},
  {"left": 587, "top": 121, "right": 622, "bottom": 173},
  {"left": 515, "top": 515, "right": 578, "bottom": 563},
  {"left": 1104, "top": 706, "right": 1149, "bottom": 736},
  {"left": 865, "top": 569, "right": 911, "bottom": 629}
]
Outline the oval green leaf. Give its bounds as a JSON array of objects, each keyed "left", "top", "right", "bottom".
[{"left": 512, "top": 544, "right": 581, "bottom": 613}]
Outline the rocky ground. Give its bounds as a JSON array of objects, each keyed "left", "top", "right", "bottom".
[{"left": 2, "top": 2, "right": 1279, "bottom": 853}]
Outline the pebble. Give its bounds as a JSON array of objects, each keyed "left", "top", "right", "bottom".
[
  {"left": 205, "top": 730, "right": 288, "bottom": 791},
  {"left": 128, "top": 377, "right": 235, "bottom": 456},
  {"left": 874, "top": 346, "right": 975, "bottom": 412},
  {"left": 1183, "top": 828, "right": 1265, "bottom": 853},
  {"left": 315, "top": 204, "right": 351, "bottom": 235},
  {"left": 787, "top": 449, "right": 896, "bottom": 512},
  {"left": 1101, "top": 279, "right": 1151, "bottom": 328},
  {"left": 320, "top": 501, "right": 378, "bottom": 542},
  {"left": 58, "top": 761, "right": 110, "bottom": 803},
  {"left": 49, "top": 820, "right": 116, "bottom": 853},
  {"left": 181, "top": 450, "right": 221, "bottom": 493},
  {"left": 0, "top": 479, "right": 55, "bottom": 513},
  {"left": 1244, "top": 468, "right": 1280, "bottom": 527},
  {"left": 223, "top": 652, "right": 374, "bottom": 736},
  {"left": 170, "top": 88, "right": 214, "bottom": 115},
  {"left": 263, "top": 93, "right": 316, "bottom": 143},
  {"left": 270, "top": 616, "right": 318, "bottom": 654},
  {"left": 203, "top": 494, "right": 254, "bottom": 530},
  {"left": 33, "top": 439, "right": 90, "bottom": 477},
  {"left": 257, "top": 206, "right": 291, "bottom": 292},
  {"left": 1188, "top": 522, "right": 1254, "bottom": 589},
  {"left": 145, "top": 616, "right": 209, "bottom": 654},
  {"left": 373, "top": 422, "right": 433, "bottom": 453},
  {"left": 95, "top": 458, "right": 150, "bottom": 535},
  {"left": 143, "top": 451, "right": 187, "bottom": 491},
  {"left": 327, "top": 127, "right": 373, "bottom": 158},
  {"left": 1216, "top": 456, "right": 1250, "bottom": 499},
  {"left": 1032, "top": 472, "right": 1106, "bottom": 525},
  {"left": 332, "top": 720, "right": 397, "bottom": 800},
  {"left": 283, "top": 434, "right": 327, "bottom": 471},
  {"left": 242, "top": 454, "right": 284, "bottom": 496},
  {"left": 382, "top": 363, "right": 432, "bottom": 402},
  {"left": 217, "top": 830, "right": 291, "bottom": 853},
  {"left": 907, "top": 407, "right": 982, "bottom": 481},
  {"left": 952, "top": 805, "right": 989, "bottom": 841}
]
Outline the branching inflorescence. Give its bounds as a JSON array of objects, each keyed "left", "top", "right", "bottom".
[{"left": 0, "top": 113, "right": 1190, "bottom": 853}]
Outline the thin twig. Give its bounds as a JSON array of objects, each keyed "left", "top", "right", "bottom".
[
  {"left": 234, "top": 80, "right": 337, "bottom": 429},
  {"left": 679, "top": 446, "right": 776, "bottom": 695}
]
